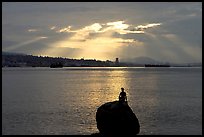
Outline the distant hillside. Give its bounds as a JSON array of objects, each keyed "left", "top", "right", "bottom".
[
  {"left": 2, "top": 52, "right": 115, "bottom": 67},
  {"left": 121, "top": 56, "right": 160, "bottom": 64},
  {"left": 120, "top": 56, "right": 202, "bottom": 67}
]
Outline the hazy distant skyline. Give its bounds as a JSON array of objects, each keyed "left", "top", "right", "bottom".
[{"left": 2, "top": 2, "right": 202, "bottom": 63}]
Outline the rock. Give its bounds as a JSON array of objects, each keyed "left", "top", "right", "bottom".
[{"left": 96, "top": 101, "right": 140, "bottom": 136}]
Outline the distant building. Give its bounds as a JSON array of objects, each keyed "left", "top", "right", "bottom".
[{"left": 115, "top": 58, "right": 119, "bottom": 66}]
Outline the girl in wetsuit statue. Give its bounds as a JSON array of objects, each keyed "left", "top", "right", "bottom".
[{"left": 119, "top": 87, "right": 127, "bottom": 103}]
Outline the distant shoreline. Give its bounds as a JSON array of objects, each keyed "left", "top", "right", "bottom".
[
  {"left": 2, "top": 52, "right": 202, "bottom": 68},
  {"left": 2, "top": 66, "right": 202, "bottom": 68}
]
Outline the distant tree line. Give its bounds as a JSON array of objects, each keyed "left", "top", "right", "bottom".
[{"left": 2, "top": 54, "right": 121, "bottom": 67}]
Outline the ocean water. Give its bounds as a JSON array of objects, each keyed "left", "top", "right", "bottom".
[{"left": 2, "top": 67, "right": 202, "bottom": 135}]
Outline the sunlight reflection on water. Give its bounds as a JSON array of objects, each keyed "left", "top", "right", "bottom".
[{"left": 2, "top": 67, "right": 202, "bottom": 135}]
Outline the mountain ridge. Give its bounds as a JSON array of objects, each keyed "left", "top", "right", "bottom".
[{"left": 120, "top": 56, "right": 162, "bottom": 64}]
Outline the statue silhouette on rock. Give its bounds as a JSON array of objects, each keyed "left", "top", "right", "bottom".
[
  {"left": 96, "top": 88, "right": 140, "bottom": 136},
  {"left": 119, "top": 87, "right": 127, "bottom": 103}
]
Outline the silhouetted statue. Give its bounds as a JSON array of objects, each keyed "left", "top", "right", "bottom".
[
  {"left": 119, "top": 87, "right": 127, "bottom": 103},
  {"left": 95, "top": 88, "right": 140, "bottom": 136}
]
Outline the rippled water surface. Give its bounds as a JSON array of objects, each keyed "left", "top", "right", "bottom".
[{"left": 2, "top": 67, "right": 202, "bottom": 135}]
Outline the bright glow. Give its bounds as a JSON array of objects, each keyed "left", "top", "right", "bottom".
[{"left": 42, "top": 21, "right": 162, "bottom": 60}]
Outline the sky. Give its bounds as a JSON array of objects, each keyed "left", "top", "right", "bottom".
[{"left": 2, "top": 2, "right": 202, "bottom": 63}]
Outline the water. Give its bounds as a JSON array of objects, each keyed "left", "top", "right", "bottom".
[{"left": 2, "top": 67, "right": 202, "bottom": 135}]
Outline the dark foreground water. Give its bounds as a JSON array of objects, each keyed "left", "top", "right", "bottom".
[{"left": 2, "top": 67, "right": 202, "bottom": 135}]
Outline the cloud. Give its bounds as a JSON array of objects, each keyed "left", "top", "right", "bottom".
[
  {"left": 102, "top": 21, "right": 129, "bottom": 34},
  {"left": 44, "top": 19, "right": 148, "bottom": 60},
  {"left": 55, "top": 21, "right": 162, "bottom": 41},
  {"left": 28, "top": 29, "right": 38, "bottom": 32},
  {"left": 40, "top": 36, "right": 48, "bottom": 39},
  {"left": 44, "top": 20, "right": 160, "bottom": 59},
  {"left": 70, "top": 23, "right": 103, "bottom": 40},
  {"left": 56, "top": 26, "right": 72, "bottom": 33},
  {"left": 135, "top": 23, "right": 161, "bottom": 32},
  {"left": 52, "top": 20, "right": 151, "bottom": 47},
  {"left": 83, "top": 23, "right": 103, "bottom": 32},
  {"left": 50, "top": 26, "right": 56, "bottom": 30}
]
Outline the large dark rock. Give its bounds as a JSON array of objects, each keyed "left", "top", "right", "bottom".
[{"left": 96, "top": 101, "right": 140, "bottom": 136}]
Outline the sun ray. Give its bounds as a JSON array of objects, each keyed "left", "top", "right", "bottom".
[{"left": 3, "top": 37, "right": 47, "bottom": 52}]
